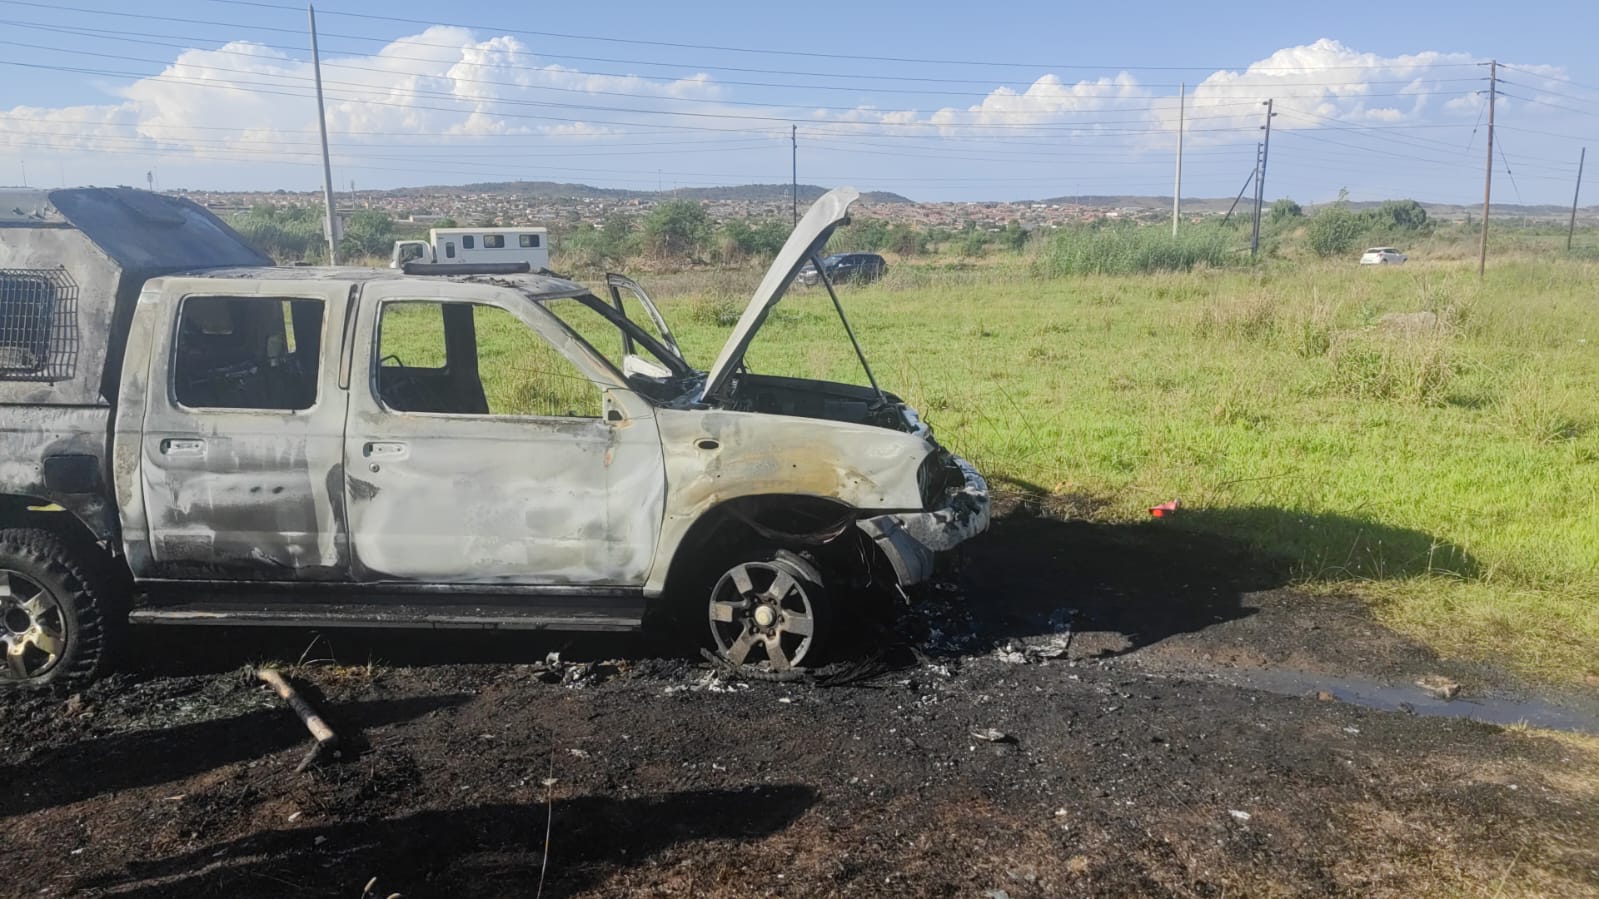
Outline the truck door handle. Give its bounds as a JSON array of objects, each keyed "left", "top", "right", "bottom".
[
  {"left": 160, "top": 438, "right": 206, "bottom": 457},
  {"left": 363, "top": 441, "right": 408, "bottom": 459}
]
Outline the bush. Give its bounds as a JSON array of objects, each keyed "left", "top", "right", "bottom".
[
  {"left": 559, "top": 217, "right": 637, "bottom": 269},
  {"left": 641, "top": 200, "right": 711, "bottom": 259},
  {"left": 886, "top": 223, "right": 927, "bottom": 256},
  {"left": 339, "top": 210, "right": 395, "bottom": 260},
  {"left": 229, "top": 204, "right": 325, "bottom": 263},
  {"left": 998, "top": 222, "right": 1031, "bottom": 252},
  {"left": 1268, "top": 198, "right": 1304, "bottom": 225},
  {"left": 832, "top": 217, "right": 891, "bottom": 253},
  {"left": 957, "top": 226, "right": 991, "bottom": 257},
  {"left": 1034, "top": 223, "right": 1231, "bottom": 276},
  {"left": 1306, "top": 206, "right": 1365, "bottom": 257},
  {"left": 718, "top": 219, "right": 789, "bottom": 262},
  {"left": 1374, "top": 199, "right": 1428, "bottom": 231}
]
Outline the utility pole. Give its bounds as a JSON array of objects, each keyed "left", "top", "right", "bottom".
[
  {"left": 1249, "top": 143, "right": 1264, "bottom": 253},
  {"left": 1479, "top": 60, "right": 1496, "bottom": 277},
  {"left": 309, "top": 4, "right": 339, "bottom": 265},
  {"left": 1250, "top": 99, "right": 1275, "bottom": 258},
  {"left": 1567, "top": 147, "right": 1585, "bottom": 252},
  {"left": 791, "top": 125, "right": 798, "bottom": 225},
  {"left": 1172, "top": 82, "right": 1184, "bottom": 237}
]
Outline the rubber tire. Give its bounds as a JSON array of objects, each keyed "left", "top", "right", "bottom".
[{"left": 0, "top": 528, "right": 116, "bottom": 690}]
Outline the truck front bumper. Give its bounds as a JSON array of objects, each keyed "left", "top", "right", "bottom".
[{"left": 855, "top": 456, "right": 990, "bottom": 587}]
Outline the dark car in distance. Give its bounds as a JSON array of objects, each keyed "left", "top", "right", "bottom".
[{"left": 798, "top": 252, "right": 888, "bottom": 287}]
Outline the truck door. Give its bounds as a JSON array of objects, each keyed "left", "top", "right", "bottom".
[
  {"left": 135, "top": 280, "right": 352, "bottom": 580},
  {"left": 342, "top": 280, "right": 666, "bottom": 585}
]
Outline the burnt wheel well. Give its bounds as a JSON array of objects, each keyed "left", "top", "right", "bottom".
[
  {"left": 660, "top": 495, "right": 874, "bottom": 600},
  {"left": 0, "top": 493, "right": 130, "bottom": 600},
  {"left": 0, "top": 495, "right": 106, "bottom": 550},
  {"left": 658, "top": 492, "right": 850, "bottom": 591}
]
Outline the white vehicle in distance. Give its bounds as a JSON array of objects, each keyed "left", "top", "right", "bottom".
[
  {"left": 392, "top": 227, "right": 550, "bottom": 270},
  {"left": 1359, "top": 247, "right": 1407, "bottom": 265}
]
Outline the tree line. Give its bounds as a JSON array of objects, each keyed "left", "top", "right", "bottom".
[{"left": 227, "top": 195, "right": 1437, "bottom": 271}]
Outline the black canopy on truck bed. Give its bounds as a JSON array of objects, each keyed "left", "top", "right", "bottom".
[{"left": 0, "top": 188, "right": 271, "bottom": 406}]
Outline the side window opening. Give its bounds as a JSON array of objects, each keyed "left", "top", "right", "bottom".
[
  {"left": 376, "top": 301, "right": 601, "bottom": 418},
  {"left": 462, "top": 236, "right": 475, "bottom": 250},
  {"left": 482, "top": 234, "right": 505, "bottom": 249},
  {"left": 173, "top": 296, "right": 324, "bottom": 411},
  {"left": 518, "top": 233, "right": 540, "bottom": 249},
  {"left": 0, "top": 268, "right": 78, "bottom": 381}
]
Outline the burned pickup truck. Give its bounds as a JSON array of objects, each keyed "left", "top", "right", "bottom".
[{"left": 0, "top": 186, "right": 988, "bottom": 687}]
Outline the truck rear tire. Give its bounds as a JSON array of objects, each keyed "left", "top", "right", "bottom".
[{"left": 0, "top": 528, "right": 117, "bottom": 690}]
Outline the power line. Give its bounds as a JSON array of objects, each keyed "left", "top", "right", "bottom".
[
  {"left": 0, "top": 1, "right": 1482, "bottom": 90},
  {"left": 3, "top": 17, "right": 1490, "bottom": 103},
  {"left": 208, "top": 0, "right": 1489, "bottom": 74},
  {"left": 1498, "top": 91, "right": 1599, "bottom": 120},
  {"left": 0, "top": 51, "right": 1317, "bottom": 136},
  {"left": 1499, "top": 80, "right": 1599, "bottom": 110},
  {"left": 1499, "top": 63, "right": 1599, "bottom": 95}
]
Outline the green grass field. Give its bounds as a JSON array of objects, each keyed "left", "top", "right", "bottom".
[{"left": 633, "top": 255, "right": 1598, "bottom": 683}]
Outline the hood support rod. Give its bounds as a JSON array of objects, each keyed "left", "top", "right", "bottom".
[{"left": 811, "top": 252, "right": 887, "bottom": 406}]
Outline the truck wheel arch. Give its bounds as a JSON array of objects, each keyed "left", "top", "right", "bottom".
[
  {"left": 0, "top": 494, "right": 113, "bottom": 554},
  {"left": 657, "top": 493, "right": 908, "bottom": 607}
]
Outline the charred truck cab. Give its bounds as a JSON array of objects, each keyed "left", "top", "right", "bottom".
[{"left": 0, "top": 186, "right": 988, "bottom": 687}]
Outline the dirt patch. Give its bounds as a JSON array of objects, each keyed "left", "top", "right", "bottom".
[{"left": 3, "top": 512, "right": 1597, "bottom": 898}]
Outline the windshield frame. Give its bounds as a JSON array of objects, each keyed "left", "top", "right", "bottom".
[{"left": 529, "top": 291, "right": 695, "bottom": 383}]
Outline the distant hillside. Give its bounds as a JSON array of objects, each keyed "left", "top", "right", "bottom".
[
  {"left": 1321, "top": 199, "right": 1599, "bottom": 219},
  {"left": 384, "top": 180, "right": 912, "bottom": 205},
  {"left": 1038, "top": 194, "right": 1599, "bottom": 220},
  {"left": 1040, "top": 195, "right": 1245, "bottom": 213}
]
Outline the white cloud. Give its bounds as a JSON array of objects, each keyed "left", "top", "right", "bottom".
[
  {"left": 1151, "top": 39, "right": 1482, "bottom": 137},
  {"left": 0, "top": 25, "right": 727, "bottom": 163},
  {"left": 811, "top": 39, "right": 1521, "bottom": 146},
  {"left": 939, "top": 73, "right": 1146, "bottom": 127},
  {"left": 0, "top": 31, "right": 1580, "bottom": 198}
]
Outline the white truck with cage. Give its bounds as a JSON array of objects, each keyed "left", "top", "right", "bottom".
[{"left": 390, "top": 227, "right": 550, "bottom": 269}]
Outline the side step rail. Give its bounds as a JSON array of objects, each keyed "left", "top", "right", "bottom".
[{"left": 130, "top": 593, "right": 645, "bottom": 632}]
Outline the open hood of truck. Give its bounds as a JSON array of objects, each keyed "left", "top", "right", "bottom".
[{"left": 699, "top": 186, "right": 860, "bottom": 402}]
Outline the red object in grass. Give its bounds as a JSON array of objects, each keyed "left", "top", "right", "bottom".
[{"left": 1149, "top": 499, "right": 1182, "bottom": 518}]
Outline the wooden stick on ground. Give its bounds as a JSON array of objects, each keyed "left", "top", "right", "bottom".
[{"left": 255, "top": 667, "right": 341, "bottom": 773}]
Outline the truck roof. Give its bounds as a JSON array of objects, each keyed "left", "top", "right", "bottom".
[
  {"left": 0, "top": 188, "right": 271, "bottom": 271},
  {"left": 0, "top": 191, "right": 66, "bottom": 226},
  {"left": 428, "top": 226, "right": 547, "bottom": 234},
  {"left": 173, "top": 265, "right": 592, "bottom": 301}
]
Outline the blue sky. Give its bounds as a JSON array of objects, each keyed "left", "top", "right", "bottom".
[{"left": 1, "top": 0, "right": 1596, "bottom": 204}]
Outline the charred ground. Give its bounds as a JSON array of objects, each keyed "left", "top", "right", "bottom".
[{"left": 3, "top": 506, "right": 1597, "bottom": 898}]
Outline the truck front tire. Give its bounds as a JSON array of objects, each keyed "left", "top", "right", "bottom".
[{"left": 0, "top": 528, "right": 118, "bottom": 689}]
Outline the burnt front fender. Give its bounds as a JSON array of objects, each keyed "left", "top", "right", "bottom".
[{"left": 856, "top": 456, "right": 989, "bottom": 586}]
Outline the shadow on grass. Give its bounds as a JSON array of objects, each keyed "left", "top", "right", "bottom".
[
  {"left": 75, "top": 785, "right": 817, "bottom": 898},
  {"left": 961, "top": 488, "right": 1480, "bottom": 656},
  {"left": 1176, "top": 505, "right": 1480, "bottom": 582}
]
